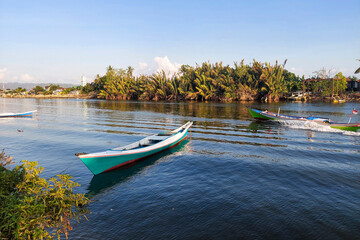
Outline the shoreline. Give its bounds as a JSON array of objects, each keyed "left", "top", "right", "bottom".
[
  {"left": 0, "top": 94, "right": 95, "bottom": 99},
  {"left": 1, "top": 92, "right": 360, "bottom": 103}
]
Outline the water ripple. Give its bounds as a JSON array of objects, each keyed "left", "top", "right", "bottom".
[{"left": 0, "top": 98, "right": 359, "bottom": 239}]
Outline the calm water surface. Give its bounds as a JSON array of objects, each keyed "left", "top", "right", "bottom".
[{"left": 0, "top": 98, "right": 359, "bottom": 239}]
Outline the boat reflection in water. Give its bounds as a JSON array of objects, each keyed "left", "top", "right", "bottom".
[
  {"left": 248, "top": 121, "right": 274, "bottom": 132},
  {"left": 86, "top": 139, "right": 190, "bottom": 198},
  {"left": 247, "top": 121, "right": 284, "bottom": 136}
]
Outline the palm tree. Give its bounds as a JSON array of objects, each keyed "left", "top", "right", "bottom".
[
  {"left": 116, "top": 76, "right": 137, "bottom": 100},
  {"left": 220, "top": 74, "right": 237, "bottom": 100},
  {"left": 127, "top": 66, "right": 134, "bottom": 77},
  {"left": 260, "top": 61, "right": 286, "bottom": 102},
  {"left": 98, "top": 86, "right": 111, "bottom": 99},
  {"left": 140, "top": 70, "right": 168, "bottom": 101},
  {"left": 178, "top": 76, "right": 193, "bottom": 99},
  {"left": 194, "top": 72, "right": 216, "bottom": 101},
  {"left": 167, "top": 77, "right": 181, "bottom": 100}
]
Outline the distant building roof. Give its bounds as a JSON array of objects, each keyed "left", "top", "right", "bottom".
[{"left": 346, "top": 78, "right": 360, "bottom": 82}]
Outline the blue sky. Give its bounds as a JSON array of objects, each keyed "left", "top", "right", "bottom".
[{"left": 0, "top": 0, "right": 359, "bottom": 84}]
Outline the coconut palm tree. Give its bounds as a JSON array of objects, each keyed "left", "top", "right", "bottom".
[
  {"left": 260, "top": 61, "right": 286, "bottom": 102},
  {"left": 115, "top": 76, "right": 137, "bottom": 100},
  {"left": 167, "top": 76, "right": 181, "bottom": 100},
  {"left": 193, "top": 72, "right": 216, "bottom": 101},
  {"left": 127, "top": 66, "right": 134, "bottom": 77},
  {"left": 140, "top": 70, "right": 168, "bottom": 101}
]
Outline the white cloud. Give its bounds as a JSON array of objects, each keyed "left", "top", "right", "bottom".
[
  {"left": 287, "top": 66, "right": 306, "bottom": 77},
  {"left": 154, "top": 56, "right": 182, "bottom": 77},
  {"left": 134, "top": 62, "right": 151, "bottom": 76},
  {"left": 139, "top": 62, "right": 148, "bottom": 69},
  {"left": 0, "top": 68, "right": 7, "bottom": 80},
  {"left": 20, "top": 74, "right": 35, "bottom": 82}
]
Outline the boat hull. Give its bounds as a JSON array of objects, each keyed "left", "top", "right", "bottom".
[
  {"left": 329, "top": 124, "right": 360, "bottom": 132},
  {"left": 79, "top": 127, "right": 190, "bottom": 175},
  {"left": 248, "top": 108, "right": 276, "bottom": 120},
  {"left": 0, "top": 110, "right": 37, "bottom": 118}
]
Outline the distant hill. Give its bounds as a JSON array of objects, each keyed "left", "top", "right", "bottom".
[{"left": 2, "top": 82, "right": 76, "bottom": 90}]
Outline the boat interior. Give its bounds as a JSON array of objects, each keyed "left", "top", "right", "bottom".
[
  {"left": 112, "top": 131, "right": 175, "bottom": 151},
  {"left": 111, "top": 122, "right": 191, "bottom": 151}
]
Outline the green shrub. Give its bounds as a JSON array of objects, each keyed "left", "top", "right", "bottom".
[{"left": 0, "top": 150, "right": 89, "bottom": 239}]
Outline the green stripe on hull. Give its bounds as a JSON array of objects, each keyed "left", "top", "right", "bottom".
[
  {"left": 248, "top": 108, "right": 275, "bottom": 120},
  {"left": 81, "top": 131, "right": 188, "bottom": 175},
  {"left": 330, "top": 126, "right": 360, "bottom": 132}
]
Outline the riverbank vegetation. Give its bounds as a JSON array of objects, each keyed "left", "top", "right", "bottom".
[
  {"left": 2, "top": 60, "right": 359, "bottom": 102},
  {"left": 0, "top": 150, "right": 88, "bottom": 239},
  {"left": 82, "top": 60, "right": 301, "bottom": 103},
  {"left": 2, "top": 84, "right": 81, "bottom": 96},
  {"left": 80, "top": 60, "right": 358, "bottom": 102}
]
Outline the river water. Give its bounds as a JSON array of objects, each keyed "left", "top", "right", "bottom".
[{"left": 0, "top": 98, "right": 359, "bottom": 239}]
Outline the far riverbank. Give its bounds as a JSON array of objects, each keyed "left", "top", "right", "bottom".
[
  {"left": 1, "top": 93, "right": 96, "bottom": 99},
  {"left": 2, "top": 92, "right": 360, "bottom": 103}
]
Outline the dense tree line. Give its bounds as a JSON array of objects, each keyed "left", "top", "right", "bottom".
[
  {"left": 81, "top": 60, "right": 357, "bottom": 102},
  {"left": 82, "top": 60, "right": 302, "bottom": 103}
]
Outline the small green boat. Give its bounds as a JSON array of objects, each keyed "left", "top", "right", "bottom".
[
  {"left": 248, "top": 108, "right": 360, "bottom": 132},
  {"left": 326, "top": 123, "right": 360, "bottom": 132},
  {"left": 77, "top": 122, "right": 193, "bottom": 175}
]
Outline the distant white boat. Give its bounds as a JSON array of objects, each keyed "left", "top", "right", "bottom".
[{"left": 0, "top": 110, "right": 37, "bottom": 118}]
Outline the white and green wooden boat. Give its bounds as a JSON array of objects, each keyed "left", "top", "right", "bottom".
[
  {"left": 248, "top": 108, "right": 330, "bottom": 122},
  {"left": 77, "top": 121, "right": 193, "bottom": 175},
  {"left": 248, "top": 108, "right": 360, "bottom": 132}
]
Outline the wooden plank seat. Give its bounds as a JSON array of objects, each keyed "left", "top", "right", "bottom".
[{"left": 148, "top": 135, "right": 170, "bottom": 141}]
